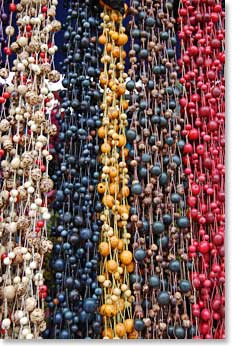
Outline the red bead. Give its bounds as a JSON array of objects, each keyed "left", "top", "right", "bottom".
[
  {"left": 0, "top": 149, "right": 5, "bottom": 157},
  {"left": 198, "top": 241, "right": 210, "bottom": 254},
  {"left": 9, "top": 3, "right": 17, "bottom": 11},
  {"left": 37, "top": 220, "right": 44, "bottom": 228}
]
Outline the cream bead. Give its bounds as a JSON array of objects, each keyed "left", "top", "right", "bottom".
[
  {"left": 25, "top": 297, "right": 37, "bottom": 312},
  {"left": 3, "top": 285, "right": 16, "bottom": 300},
  {"left": 8, "top": 222, "right": 17, "bottom": 233},
  {"left": 22, "top": 277, "right": 29, "bottom": 284},
  {"left": 13, "top": 276, "right": 21, "bottom": 284}
]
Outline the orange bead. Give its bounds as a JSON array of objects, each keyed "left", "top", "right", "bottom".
[
  {"left": 128, "top": 330, "right": 138, "bottom": 339},
  {"left": 111, "top": 31, "right": 119, "bottom": 41},
  {"left": 117, "top": 84, "right": 126, "bottom": 96},
  {"left": 111, "top": 11, "right": 119, "bottom": 22},
  {"left": 120, "top": 147, "right": 129, "bottom": 158},
  {"left": 110, "top": 235, "right": 119, "bottom": 249},
  {"left": 115, "top": 323, "right": 126, "bottom": 337},
  {"left": 112, "top": 47, "right": 120, "bottom": 58},
  {"left": 117, "top": 33, "right": 128, "bottom": 46},
  {"left": 106, "top": 42, "right": 112, "bottom": 53},
  {"left": 126, "top": 261, "right": 135, "bottom": 273},
  {"left": 117, "top": 239, "right": 124, "bottom": 251},
  {"left": 99, "top": 73, "right": 108, "bottom": 86},
  {"left": 98, "top": 34, "right": 107, "bottom": 45},
  {"left": 106, "top": 259, "right": 118, "bottom": 273},
  {"left": 118, "top": 134, "right": 126, "bottom": 147},
  {"left": 104, "top": 304, "right": 116, "bottom": 317},
  {"left": 97, "top": 183, "right": 106, "bottom": 194},
  {"left": 120, "top": 250, "right": 133, "bottom": 265},
  {"left": 122, "top": 100, "right": 129, "bottom": 110},
  {"left": 122, "top": 50, "right": 127, "bottom": 59},
  {"left": 108, "top": 107, "right": 119, "bottom": 119},
  {"left": 102, "top": 194, "right": 114, "bottom": 209},
  {"left": 98, "top": 126, "right": 106, "bottom": 139},
  {"left": 99, "top": 242, "right": 110, "bottom": 257},
  {"left": 124, "top": 319, "right": 134, "bottom": 333},
  {"left": 109, "top": 183, "right": 117, "bottom": 195},
  {"left": 102, "top": 327, "right": 113, "bottom": 339},
  {"left": 109, "top": 166, "right": 117, "bottom": 178},
  {"left": 121, "top": 186, "right": 130, "bottom": 197},
  {"left": 101, "top": 142, "right": 111, "bottom": 153},
  {"left": 100, "top": 304, "right": 106, "bottom": 315},
  {"left": 118, "top": 205, "right": 129, "bottom": 215}
]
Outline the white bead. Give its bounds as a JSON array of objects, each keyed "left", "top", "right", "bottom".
[
  {"left": 22, "top": 328, "right": 30, "bottom": 337},
  {"left": 31, "top": 124, "right": 37, "bottom": 132},
  {"left": 24, "top": 181, "right": 31, "bottom": 188},
  {"left": 3, "top": 257, "right": 11, "bottom": 265},
  {"left": 26, "top": 334, "right": 33, "bottom": 340},
  {"left": 27, "top": 186, "right": 35, "bottom": 194},
  {"left": 43, "top": 212, "right": 51, "bottom": 220},
  {"left": 48, "top": 47, "right": 56, "bottom": 55},
  {"left": 35, "top": 141, "right": 43, "bottom": 150},
  {"left": 8, "top": 251, "right": 15, "bottom": 259},
  {"left": 21, "top": 247, "right": 28, "bottom": 254},
  {"left": 25, "top": 268, "right": 32, "bottom": 277},
  {"left": 24, "top": 253, "right": 31, "bottom": 261},
  {"left": 34, "top": 273, "right": 43, "bottom": 281},
  {"left": 20, "top": 317, "right": 28, "bottom": 325},
  {"left": 30, "top": 203, "right": 37, "bottom": 210},
  {"left": 15, "top": 310, "right": 24, "bottom": 320},
  {"left": 17, "top": 63, "right": 25, "bottom": 72},
  {"left": 29, "top": 210, "right": 36, "bottom": 218},
  {"left": 40, "top": 207, "right": 48, "bottom": 213},
  {"left": 2, "top": 318, "right": 11, "bottom": 329},
  {"left": 10, "top": 189, "right": 18, "bottom": 197},
  {"left": 29, "top": 261, "right": 37, "bottom": 269},
  {"left": 42, "top": 149, "right": 49, "bottom": 157},
  {"left": 41, "top": 87, "right": 48, "bottom": 95},
  {"left": 46, "top": 155, "right": 53, "bottom": 161},
  {"left": 35, "top": 198, "right": 42, "bottom": 206}
]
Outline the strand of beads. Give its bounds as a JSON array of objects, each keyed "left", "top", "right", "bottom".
[
  {"left": 97, "top": 5, "right": 135, "bottom": 340},
  {"left": 126, "top": 0, "right": 193, "bottom": 339},
  {"left": 178, "top": 0, "right": 225, "bottom": 339},
  {"left": 0, "top": 0, "right": 60, "bottom": 339},
  {"left": 44, "top": 0, "right": 103, "bottom": 339}
]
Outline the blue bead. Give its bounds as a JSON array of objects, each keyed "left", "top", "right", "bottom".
[
  {"left": 157, "top": 291, "right": 170, "bottom": 305},
  {"left": 149, "top": 275, "right": 160, "bottom": 288},
  {"left": 134, "top": 319, "right": 145, "bottom": 331},
  {"left": 134, "top": 248, "right": 146, "bottom": 261}
]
